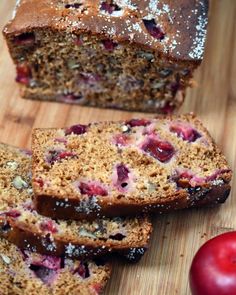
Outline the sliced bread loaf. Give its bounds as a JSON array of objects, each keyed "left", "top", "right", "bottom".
[
  {"left": 32, "top": 114, "right": 232, "bottom": 220},
  {"left": 0, "top": 143, "right": 152, "bottom": 262},
  {"left": 3, "top": 0, "right": 208, "bottom": 113},
  {"left": 0, "top": 237, "right": 111, "bottom": 295}
]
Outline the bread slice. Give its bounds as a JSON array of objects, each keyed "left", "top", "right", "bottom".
[
  {"left": 3, "top": 0, "right": 208, "bottom": 113},
  {"left": 0, "top": 237, "right": 111, "bottom": 295},
  {"left": 0, "top": 143, "right": 152, "bottom": 262},
  {"left": 32, "top": 114, "right": 232, "bottom": 221}
]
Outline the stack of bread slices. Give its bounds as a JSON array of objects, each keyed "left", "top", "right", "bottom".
[{"left": 0, "top": 114, "right": 232, "bottom": 294}]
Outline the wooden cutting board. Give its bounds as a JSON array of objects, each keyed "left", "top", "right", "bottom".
[{"left": 0, "top": 1, "right": 235, "bottom": 294}]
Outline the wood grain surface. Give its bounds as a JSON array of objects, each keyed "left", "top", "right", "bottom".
[{"left": 0, "top": 1, "right": 235, "bottom": 294}]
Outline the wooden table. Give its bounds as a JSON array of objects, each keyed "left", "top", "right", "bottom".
[{"left": 0, "top": 1, "right": 235, "bottom": 294}]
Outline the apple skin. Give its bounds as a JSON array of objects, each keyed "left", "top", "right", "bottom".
[{"left": 190, "top": 232, "right": 236, "bottom": 295}]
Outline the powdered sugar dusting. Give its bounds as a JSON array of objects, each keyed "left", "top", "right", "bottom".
[
  {"left": 65, "top": 243, "right": 87, "bottom": 257},
  {"left": 9, "top": 0, "right": 208, "bottom": 61},
  {"left": 50, "top": 0, "right": 208, "bottom": 60},
  {"left": 145, "top": 0, "right": 171, "bottom": 21},
  {"left": 132, "top": 22, "right": 142, "bottom": 33},
  {"left": 148, "top": 0, "right": 160, "bottom": 17},
  {"left": 12, "top": 0, "right": 21, "bottom": 20},
  {"left": 125, "top": 247, "right": 146, "bottom": 261},
  {"left": 116, "top": 0, "right": 136, "bottom": 10},
  {"left": 75, "top": 196, "right": 101, "bottom": 215},
  {"left": 188, "top": 2, "right": 208, "bottom": 59},
  {"left": 41, "top": 235, "right": 57, "bottom": 253},
  {"left": 162, "top": 4, "right": 173, "bottom": 23},
  {"left": 109, "top": 10, "right": 124, "bottom": 17}
]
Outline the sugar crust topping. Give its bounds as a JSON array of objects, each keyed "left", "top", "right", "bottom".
[{"left": 8, "top": 0, "right": 208, "bottom": 61}]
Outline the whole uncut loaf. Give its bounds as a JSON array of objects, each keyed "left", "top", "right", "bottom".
[
  {"left": 32, "top": 114, "right": 232, "bottom": 221},
  {"left": 3, "top": 0, "right": 208, "bottom": 113},
  {"left": 0, "top": 237, "right": 111, "bottom": 295},
  {"left": 0, "top": 143, "right": 152, "bottom": 262}
]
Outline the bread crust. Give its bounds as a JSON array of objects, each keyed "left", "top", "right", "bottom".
[
  {"left": 0, "top": 215, "right": 152, "bottom": 262},
  {"left": 33, "top": 182, "right": 231, "bottom": 220},
  {"left": 3, "top": 0, "right": 209, "bottom": 62}
]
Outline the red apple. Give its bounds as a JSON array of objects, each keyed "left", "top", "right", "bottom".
[{"left": 190, "top": 232, "right": 236, "bottom": 295}]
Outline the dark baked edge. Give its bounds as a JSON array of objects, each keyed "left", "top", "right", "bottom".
[
  {"left": 0, "top": 216, "right": 152, "bottom": 263},
  {"left": 33, "top": 182, "right": 231, "bottom": 220}
]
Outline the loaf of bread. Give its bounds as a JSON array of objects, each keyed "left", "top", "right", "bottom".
[
  {"left": 32, "top": 114, "right": 232, "bottom": 221},
  {"left": 0, "top": 143, "right": 152, "bottom": 262},
  {"left": 3, "top": 0, "right": 208, "bottom": 113},
  {"left": 0, "top": 237, "right": 111, "bottom": 295}
]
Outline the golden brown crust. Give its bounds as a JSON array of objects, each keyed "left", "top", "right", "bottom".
[{"left": 3, "top": 0, "right": 209, "bottom": 62}]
